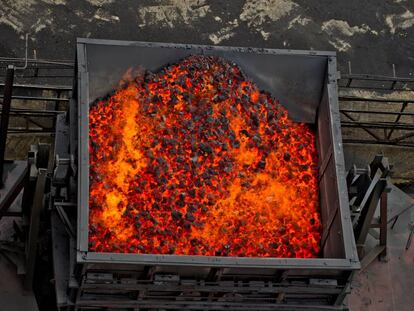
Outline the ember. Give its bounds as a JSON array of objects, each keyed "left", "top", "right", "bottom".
[{"left": 88, "top": 55, "right": 321, "bottom": 258}]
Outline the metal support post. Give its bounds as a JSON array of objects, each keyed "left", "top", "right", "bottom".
[
  {"left": 24, "top": 168, "right": 47, "bottom": 290},
  {"left": 379, "top": 191, "right": 388, "bottom": 259},
  {"left": 0, "top": 65, "right": 14, "bottom": 187}
]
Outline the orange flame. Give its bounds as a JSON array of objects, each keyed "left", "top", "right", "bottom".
[{"left": 88, "top": 55, "right": 321, "bottom": 258}]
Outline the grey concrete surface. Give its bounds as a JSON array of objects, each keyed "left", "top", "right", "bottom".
[
  {"left": 0, "top": 0, "right": 414, "bottom": 76},
  {"left": 349, "top": 183, "right": 414, "bottom": 311},
  {"left": 0, "top": 255, "right": 38, "bottom": 311},
  {"left": 0, "top": 212, "right": 38, "bottom": 311}
]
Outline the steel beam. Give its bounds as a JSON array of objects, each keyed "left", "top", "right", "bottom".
[
  {"left": 0, "top": 65, "right": 14, "bottom": 187},
  {"left": 24, "top": 168, "right": 47, "bottom": 290},
  {"left": 379, "top": 191, "right": 388, "bottom": 258}
]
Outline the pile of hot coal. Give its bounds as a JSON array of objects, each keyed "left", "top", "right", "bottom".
[{"left": 89, "top": 55, "right": 321, "bottom": 258}]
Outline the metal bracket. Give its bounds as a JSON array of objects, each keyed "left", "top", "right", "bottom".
[
  {"left": 348, "top": 155, "right": 390, "bottom": 266},
  {"left": 53, "top": 154, "right": 76, "bottom": 185}
]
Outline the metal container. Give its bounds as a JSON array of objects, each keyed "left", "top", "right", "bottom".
[{"left": 72, "top": 38, "right": 359, "bottom": 309}]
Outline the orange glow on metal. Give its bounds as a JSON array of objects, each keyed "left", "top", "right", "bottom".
[{"left": 88, "top": 55, "right": 321, "bottom": 257}]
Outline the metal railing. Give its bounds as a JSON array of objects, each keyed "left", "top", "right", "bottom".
[
  {"left": 1, "top": 57, "right": 413, "bottom": 147},
  {"left": 338, "top": 73, "right": 414, "bottom": 147}
]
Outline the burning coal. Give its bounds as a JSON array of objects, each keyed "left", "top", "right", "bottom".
[{"left": 88, "top": 55, "right": 321, "bottom": 258}]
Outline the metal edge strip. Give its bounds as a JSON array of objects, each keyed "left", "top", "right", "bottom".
[
  {"left": 327, "top": 56, "right": 359, "bottom": 265},
  {"left": 77, "top": 41, "right": 89, "bottom": 252},
  {"left": 75, "top": 38, "right": 336, "bottom": 57},
  {"left": 77, "top": 251, "right": 360, "bottom": 270},
  {"left": 75, "top": 41, "right": 358, "bottom": 269}
]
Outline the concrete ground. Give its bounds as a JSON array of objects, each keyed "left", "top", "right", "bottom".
[
  {"left": 349, "top": 183, "right": 414, "bottom": 311},
  {"left": 0, "top": 198, "right": 38, "bottom": 311},
  {"left": 0, "top": 255, "right": 38, "bottom": 311},
  {"left": 0, "top": 0, "right": 413, "bottom": 76}
]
